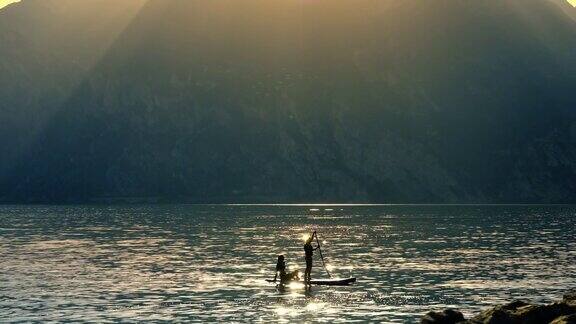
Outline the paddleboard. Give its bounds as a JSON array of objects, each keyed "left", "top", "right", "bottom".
[{"left": 266, "top": 277, "right": 356, "bottom": 286}]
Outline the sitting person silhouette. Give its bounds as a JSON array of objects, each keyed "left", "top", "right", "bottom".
[{"left": 274, "top": 255, "right": 300, "bottom": 283}]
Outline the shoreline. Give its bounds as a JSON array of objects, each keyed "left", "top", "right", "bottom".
[{"left": 422, "top": 291, "right": 576, "bottom": 323}]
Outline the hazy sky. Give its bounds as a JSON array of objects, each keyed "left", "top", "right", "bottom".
[
  {"left": 0, "top": 0, "right": 19, "bottom": 9},
  {"left": 2, "top": 0, "right": 576, "bottom": 9},
  {"left": 0, "top": 0, "right": 575, "bottom": 10}
]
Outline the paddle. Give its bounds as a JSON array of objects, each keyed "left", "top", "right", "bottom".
[{"left": 314, "top": 231, "right": 332, "bottom": 278}]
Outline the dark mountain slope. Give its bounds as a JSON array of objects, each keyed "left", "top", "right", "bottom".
[{"left": 1, "top": 0, "right": 576, "bottom": 203}]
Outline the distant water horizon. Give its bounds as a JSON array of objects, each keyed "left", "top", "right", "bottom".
[{"left": 3, "top": 201, "right": 576, "bottom": 206}]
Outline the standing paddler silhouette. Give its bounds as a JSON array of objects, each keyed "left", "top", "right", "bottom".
[
  {"left": 304, "top": 231, "right": 331, "bottom": 285},
  {"left": 303, "top": 232, "right": 319, "bottom": 285}
]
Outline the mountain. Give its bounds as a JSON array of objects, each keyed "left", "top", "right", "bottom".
[{"left": 1, "top": 0, "right": 576, "bottom": 203}]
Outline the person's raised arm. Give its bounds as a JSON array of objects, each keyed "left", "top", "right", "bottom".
[{"left": 313, "top": 231, "right": 320, "bottom": 250}]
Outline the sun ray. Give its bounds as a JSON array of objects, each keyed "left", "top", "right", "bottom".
[
  {"left": 0, "top": 0, "right": 19, "bottom": 10},
  {"left": 1, "top": 0, "right": 150, "bottom": 180}
]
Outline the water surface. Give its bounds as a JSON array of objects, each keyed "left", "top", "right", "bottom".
[{"left": 1, "top": 205, "right": 575, "bottom": 322}]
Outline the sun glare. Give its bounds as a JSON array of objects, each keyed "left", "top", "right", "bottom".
[{"left": 0, "top": 0, "right": 19, "bottom": 9}]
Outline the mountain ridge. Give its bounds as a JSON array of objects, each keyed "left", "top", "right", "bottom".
[{"left": 1, "top": 0, "right": 576, "bottom": 203}]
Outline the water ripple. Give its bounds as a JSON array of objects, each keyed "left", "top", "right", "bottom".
[{"left": 0, "top": 204, "right": 575, "bottom": 322}]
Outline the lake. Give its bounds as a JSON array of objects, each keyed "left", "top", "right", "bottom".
[{"left": 1, "top": 204, "right": 575, "bottom": 322}]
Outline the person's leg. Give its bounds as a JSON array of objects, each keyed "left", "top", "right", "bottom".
[{"left": 305, "top": 259, "right": 312, "bottom": 284}]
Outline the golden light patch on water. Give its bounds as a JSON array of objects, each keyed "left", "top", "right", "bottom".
[
  {"left": 27, "top": 239, "right": 90, "bottom": 250},
  {"left": 439, "top": 279, "right": 566, "bottom": 290},
  {"left": 441, "top": 248, "right": 494, "bottom": 255},
  {"left": 274, "top": 306, "right": 299, "bottom": 317},
  {"left": 393, "top": 261, "right": 460, "bottom": 271},
  {"left": 309, "top": 216, "right": 354, "bottom": 220},
  {"left": 191, "top": 271, "right": 230, "bottom": 292},
  {"left": 305, "top": 302, "right": 327, "bottom": 312},
  {"left": 288, "top": 281, "right": 305, "bottom": 290}
]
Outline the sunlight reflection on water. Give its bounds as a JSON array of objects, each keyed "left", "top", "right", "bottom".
[{"left": 0, "top": 205, "right": 575, "bottom": 322}]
